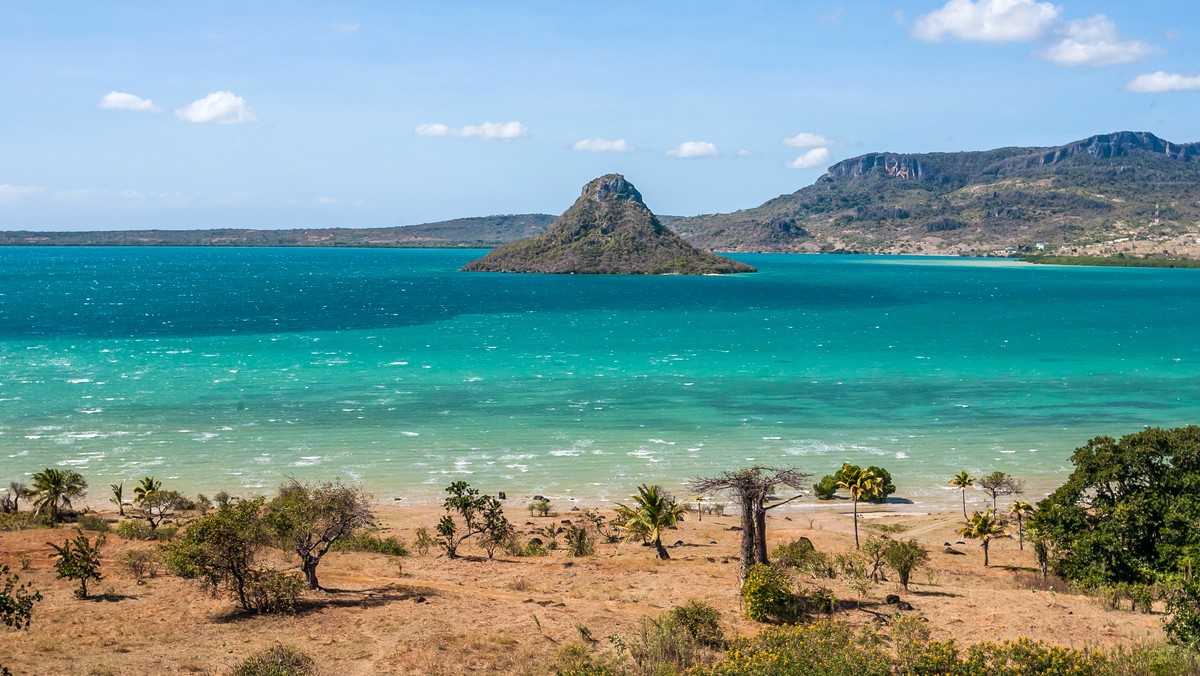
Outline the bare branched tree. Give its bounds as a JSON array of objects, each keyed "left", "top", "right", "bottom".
[{"left": 688, "top": 466, "right": 811, "bottom": 584}]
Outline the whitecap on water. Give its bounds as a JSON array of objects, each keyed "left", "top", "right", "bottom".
[
  {"left": 549, "top": 449, "right": 581, "bottom": 457},
  {"left": 895, "top": 452, "right": 909, "bottom": 459}
]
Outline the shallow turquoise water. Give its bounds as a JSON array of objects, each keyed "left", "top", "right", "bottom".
[{"left": 2, "top": 247, "right": 1198, "bottom": 508}]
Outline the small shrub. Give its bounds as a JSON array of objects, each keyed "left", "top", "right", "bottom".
[
  {"left": 120, "top": 549, "right": 160, "bottom": 582},
  {"left": 553, "top": 641, "right": 623, "bottom": 675},
  {"left": 740, "top": 564, "right": 796, "bottom": 624},
  {"left": 154, "top": 525, "right": 178, "bottom": 542},
  {"left": 528, "top": 500, "right": 551, "bottom": 517},
  {"left": 48, "top": 531, "right": 104, "bottom": 599},
  {"left": 114, "top": 520, "right": 154, "bottom": 541},
  {"left": 244, "top": 571, "right": 304, "bottom": 614},
  {"left": 773, "top": 539, "right": 835, "bottom": 579},
  {"left": 413, "top": 527, "right": 434, "bottom": 556},
  {"left": 882, "top": 538, "right": 928, "bottom": 592},
  {"left": 15, "top": 553, "right": 31, "bottom": 571},
  {"left": 76, "top": 514, "right": 110, "bottom": 533},
  {"left": 233, "top": 643, "right": 317, "bottom": 676},
  {"left": 565, "top": 525, "right": 594, "bottom": 557},
  {"left": 710, "top": 503, "right": 727, "bottom": 517},
  {"left": 629, "top": 612, "right": 719, "bottom": 673},
  {"left": 524, "top": 541, "right": 549, "bottom": 557},
  {"left": 1106, "top": 641, "right": 1200, "bottom": 675},
  {"left": 0, "top": 512, "right": 46, "bottom": 532},
  {"left": 668, "top": 600, "right": 724, "bottom": 648},
  {"left": 1, "top": 564, "right": 42, "bottom": 630},
  {"left": 330, "top": 533, "right": 408, "bottom": 556},
  {"left": 696, "top": 620, "right": 891, "bottom": 675}
]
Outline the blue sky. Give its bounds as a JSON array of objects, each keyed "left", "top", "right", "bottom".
[{"left": 2, "top": 1, "right": 1198, "bottom": 230}]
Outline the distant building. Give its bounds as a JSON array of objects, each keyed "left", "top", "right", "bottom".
[{"left": 1036, "top": 242, "right": 1047, "bottom": 250}]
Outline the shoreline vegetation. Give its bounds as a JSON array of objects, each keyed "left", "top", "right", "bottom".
[
  {"left": 4, "top": 427, "right": 1199, "bottom": 674},
  {"left": 1020, "top": 254, "right": 1200, "bottom": 268}
]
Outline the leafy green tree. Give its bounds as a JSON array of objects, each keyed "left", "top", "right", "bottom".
[
  {"left": 979, "top": 471, "right": 1024, "bottom": 511},
  {"left": 616, "top": 484, "right": 687, "bottom": 560},
  {"left": 1009, "top": 500, "right": 1034, "bottom": 551},
  {"left": 48, "top": 531, "right": 105, "bottom": 598},
  {"left": 0, "top": 564, "right": 41, "bottom": 630},
  {"left": 265, "top": 479, "right": 375, "bottom": 589},
  {"left": 30, "top": 468, "right": 88, "bottom": 524},
  {"left": 882, "top": 538, "right": 928, "bottom": 592},
  {"left": 958, "top": 510, "right": 1007, "bottom": 567},
  {"left": 109, "top": 481, "right": 125, "bottom": 516},
  {"left": 835, "top": 464, "right": 881, "bottom": 549},
  {"left": 948, "top": 470, "right": 974, "bottom": 520},
  {"left": 1029, "top": 426, "right": 1200, "bottom": 587},
  {"left": 834, "top": 465, "right": 895, "bottom": 503},
  {"left": 435, "top": 481, "right": 510, "bottom": 559},
  {"left": 165, "top": 498, "right": 273, "bottom": 612},
  {"left": 813, "top": 475, "right": 838, "bottom": 500}
]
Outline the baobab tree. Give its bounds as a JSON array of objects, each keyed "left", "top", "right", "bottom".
[{"left": 689, "top": 466, "right": 811, "bottom": 583}]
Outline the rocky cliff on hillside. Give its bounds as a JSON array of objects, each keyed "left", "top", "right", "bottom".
[
  {"left": 672, "top": 131, "right": 1200, "bottom": 257},
  {"left": 460, "top": 174, "right": 755, "bottom": 274}
]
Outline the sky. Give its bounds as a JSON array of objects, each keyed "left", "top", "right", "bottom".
[{"left": 1, "top": 0, "right": 1199, "bottom": 231}]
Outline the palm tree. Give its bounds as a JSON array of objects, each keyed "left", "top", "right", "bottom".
[
  {"left": 1009, "top": 500, "right": 1034, "bottom": 551},
  {"left": 615, "top": 484, "right": 686, "bottom": 560},
  {"left": 133, "top": 476, "right": 160, "bottom": 504},
  {"left": 958, "top": 509, "right": 1007, "bottom": 566},
  {"left": 948, "top": 470, "right": 975, "bottom": 519},
  {"left": 30, "top": 468, "right": 88, "bottom": 524},
  {"left": 836, "top": 463, "right": 882, "bottom": 549},
  {"left": 110, "top": 482, "right": 125, "bottom": 516}
]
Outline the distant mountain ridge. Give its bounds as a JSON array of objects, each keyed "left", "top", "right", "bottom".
[
  {"left": 461, "top": 174, "right": 755, "bottom": 274},
  {"left": 3, "top": 131, "right": 1198, "bottom": 259},
  {"left": 671, "top": 131, "right": 1200, "bottom": 257},
  {"left": 0, "top": 214, "right": 556, "bottom": 248}
]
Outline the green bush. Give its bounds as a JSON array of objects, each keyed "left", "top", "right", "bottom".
[
  {"left": 523, "top": 540, "right": 549, "bottom": 557},
  {"left": 244, "top": 571, "right": 304, "bottom": 614},
  {"left": 233, "top": 643, "right": 317, "bottom": 676},
  {"left": 1106, "top": 641, "right": 1200, "bottom": 675},
  {"left": 667, "top": 599, "right": 724, "bottom": 648},
  {"left": 773, "top": 538, "right": 835, "bottom": 579},
  {"left": 413, "top": 527, "right": 434, "bottom": 556},
  {"left": 0, "top": 512, "right": 46, "bottom": 531},
  {"left": 76, "top": 514, "right": 110, "bottom": 533},
  {"left": 697, "top": 620, "right": 890, "bottom": 676},
  {"left": 330, "top": 532, "right": 408, "bottom": 556},
  {"left": 813, "top": 476, "right": 838, "bottom": 500},
  {"left": 528, "top": 499, "right": 551, "bottom": 517},
  {"left": 882, "top": 538, "right": 928, "bottom": 591},
  {"left": 740, "top": 564, "right": 796, "bottom": 624},
  {"left": 114, "top": 520, "right": 154, "bottom": 541}
]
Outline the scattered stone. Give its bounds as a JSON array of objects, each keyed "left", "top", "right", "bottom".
[
  {"left": 784, "top": 516, "right": 792, "bottom": 521},
  {"left": 706, "top": 557, "right": 716, "bottom": 563},
  {"left": 955, "top": 541, "right": 966, "bottom": 545},
  {"left": 413, "top": 597, "right": 427, "bottom": 604},
  {"left": 944, "top": 547, "right": 965, "bottom": 555},
  {"left": 897, "top": 601, "right": 913, "bottom": 611},
  {"left": 673, "top": 540, "right": 684, "bottom": 547},
  {"left": 533, "top": 495, "right": 546, "bottom": 502},
  {"left": 571, "top": 506, "right": 580, "bottom": 511},
  {"left": 885, "top": 594, "right": 901, "bottom": 604},
  {"left": 708, "top": 540, "right": 718, "bottom": 545},
  {"left": 529, "top": 537, "right": 543, "bottom": 546},
  {"left": 560, "top": 519, "right": 572, "bottom": 525},
  {"left": 498, "top": 491, "right": 506, "bottom": 500},
  {"left": 943, "top": 542, "right": 951, "bottom": 547},
  {"left": 727, "top": 526, "right": 742, "bottom": 531}
]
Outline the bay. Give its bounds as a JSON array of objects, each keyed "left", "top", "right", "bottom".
[{"left": 2, "top": 247, "right": 1198, "bottom": 508}]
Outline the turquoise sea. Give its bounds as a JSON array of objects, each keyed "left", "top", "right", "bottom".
[{"left": 2, "top": 247, "right": 1199, "bottom": 509}]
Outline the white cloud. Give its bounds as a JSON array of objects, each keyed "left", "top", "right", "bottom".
[
  {"left": 414, "top": 121, "right": 527, "bottom": 140},
  {"left": 572, "top": 138, "right": 634, "bottom": 153},
  {"left": 175, "top": 91, "right": 257, "bottom": 124},
  {"left": 912, "top": 0, "right": 1059, "bottom": 43},
  {"left": 1041, "top": 15, "right": 1154, "bottom": 66},
  {"left": 98, "top": 91, "right": 161, "bottom": 113},
  {"left": 0, "top": 184, "right": 45, "bottom": 204},
  {"left": 782, "top": 132, "right": 830, "bottom": 148},
  {"left": 330, "top": 21, "right": 361, "bottom": 34},
  {"left": 1125, "top": 71, "right": 1200, "bottom": 93},
  {"left": 785, "top": 147, "right": 831, "bottom": 170},
  {"left": 665, "top": 141, "right": 719, "bottom": 158},
  {"left": 737, "top": 149, "right": 752, "bottom": 157}
]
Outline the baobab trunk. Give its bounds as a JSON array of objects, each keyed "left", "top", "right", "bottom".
[
  {"left": 737, "top": 492, "right": 756, "bottom": 584},
  {"left": 753, "top": 501, "right": 769, "bottom": 565}
]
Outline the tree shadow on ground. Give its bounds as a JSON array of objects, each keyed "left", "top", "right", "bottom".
[
  {"left": 85, "top": 592, "right": 139, "bottom": 602},
  {"left": 211, "top": 584, "right": 439, "bottom": 623}
]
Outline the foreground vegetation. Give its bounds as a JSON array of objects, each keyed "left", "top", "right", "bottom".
[{"left": 3, "top": 426, "right": 1200, "bottom": 673}]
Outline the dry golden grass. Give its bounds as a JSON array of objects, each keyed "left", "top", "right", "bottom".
[{"left": 0, "top": 503, "right": 1167, "bottom": 674}]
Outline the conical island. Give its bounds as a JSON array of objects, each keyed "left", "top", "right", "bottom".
[{"left": 460, "top": 174, "right": 755, "bottom": 274}]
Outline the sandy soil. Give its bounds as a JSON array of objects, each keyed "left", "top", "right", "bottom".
[{"left": 0, "top": 501, "right": 1165, "bottom": 675}]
